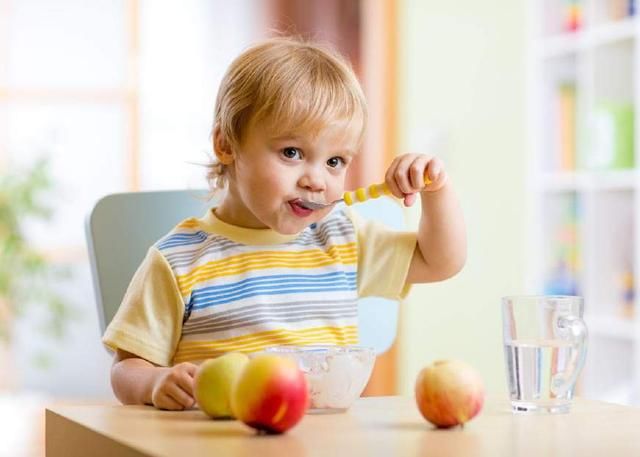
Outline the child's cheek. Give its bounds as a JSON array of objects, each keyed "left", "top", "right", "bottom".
[{"left": 329, "top": 174, "right": 347, "bottom": 201}]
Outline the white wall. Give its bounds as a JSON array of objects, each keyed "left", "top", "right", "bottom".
[
  {"left": 397, "top": 1, "right": 527, "bottom": 396},
  {"left": 9, "top": 0, "right": 260, "bottom": 399},
  {"left": 138, "top": 0, "right": 261, "bottom": 190},
  {"left": 6, "top": 0, "right": 528, "bottom": 399}
]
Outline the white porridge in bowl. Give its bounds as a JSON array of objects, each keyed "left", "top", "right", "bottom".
[{"left": 264, "top": 345, "right": 376, "bottom": 413}]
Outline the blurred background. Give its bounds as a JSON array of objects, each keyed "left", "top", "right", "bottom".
[{"left": 0, "top": 0, "right": 638, "bottom": 452}]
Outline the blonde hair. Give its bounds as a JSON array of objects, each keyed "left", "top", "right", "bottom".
[{"left": 208, "top": 37, "right": 367, "bottom": 191}]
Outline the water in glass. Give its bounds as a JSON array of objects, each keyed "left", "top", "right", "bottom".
[{"left": 504, "top": 339, "right": 577, "bottom": 413}]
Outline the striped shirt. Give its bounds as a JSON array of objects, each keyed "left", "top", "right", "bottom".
[{"left": 103, "top": 207, "right": 416, "bottom": 366}]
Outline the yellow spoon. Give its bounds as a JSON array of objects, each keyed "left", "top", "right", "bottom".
[{"left": 300, "top": 175, "right": 433, "bottom": 210}]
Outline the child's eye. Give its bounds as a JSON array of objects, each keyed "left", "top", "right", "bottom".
[
  {"left": 282, "top": 147, "right": 302, "bottom": 160},
  {"left": 327, "top": 156, "right": 346, "bottom": 168}
]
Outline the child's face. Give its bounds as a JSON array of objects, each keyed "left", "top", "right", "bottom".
[{"left": 217, "top": 119, "right": 360, "bottom": 234}]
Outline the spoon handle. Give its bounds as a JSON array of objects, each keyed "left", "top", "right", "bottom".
[
  {"left": 343, "top": 183, "right": 390, "bottom": 206},
  {"left": 343, "top": 175, "right": 433, "bottom": 206}
]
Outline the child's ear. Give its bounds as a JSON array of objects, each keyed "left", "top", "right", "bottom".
[{"left": 212, "top": 126, "right": 235, "bottom": 165}]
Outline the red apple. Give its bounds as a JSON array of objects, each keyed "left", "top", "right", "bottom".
[
  {"left": 415, "top": 359, "right": 484, "bottom": 428},
  {"left": 231, "top": 354, "right": 309, "bottom": 434}
]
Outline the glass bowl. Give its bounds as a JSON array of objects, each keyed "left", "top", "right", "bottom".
[{"left": 264, "top": 345, "right": 376, "bottom": 413}]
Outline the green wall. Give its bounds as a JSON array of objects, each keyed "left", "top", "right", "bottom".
[{"left": 396, "top": 1, "right": 527, "bottom": 396}]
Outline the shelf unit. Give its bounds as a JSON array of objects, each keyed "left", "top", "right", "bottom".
[{"left": 527, "top": 0, "right": 639, "bottom": 405}]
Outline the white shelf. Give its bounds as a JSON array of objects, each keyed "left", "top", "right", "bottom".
[
  {"left": 538, "top": 17, "right": 638, "bottom": 59},
  {"left": 586, "top": 314, "right": 636, "bottom": 340},
  {"left": 589, "top": 17, "right": 638, "bottom": 47},
  {"left": 539, "top": 32, "right": 581, "bottom": 58},
  {"left": 540, "top": 170, "right": 639, "bottom": 191},
  {"left": 529, "top": 1, "right": 639, "bottom": 407}
]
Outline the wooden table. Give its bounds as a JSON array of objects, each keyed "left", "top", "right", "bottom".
[{"left": 46, "top": 396, "right": 640, "bottom": 456}]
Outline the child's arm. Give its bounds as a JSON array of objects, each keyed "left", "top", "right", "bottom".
[
  {"left": 111, "top": 349, "right": 198, "bottom": 410},
  {"left": 384, "top": 153, "right": 466, "bottom": 283}
]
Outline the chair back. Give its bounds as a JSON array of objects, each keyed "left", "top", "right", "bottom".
[
  {"left": 85, "top": 190, "right": 211, "bottom": 333},
  {"left": 86, "top": 191, "right": 405, "bottom": 354}
]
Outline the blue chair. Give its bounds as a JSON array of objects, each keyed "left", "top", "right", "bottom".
[{"left": 85, "top": 190, "right": 405, "bottom": 355}]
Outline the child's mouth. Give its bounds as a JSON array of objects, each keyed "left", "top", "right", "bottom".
[{"left": 289, "top": 199, "right": 314, "bottom": 217}]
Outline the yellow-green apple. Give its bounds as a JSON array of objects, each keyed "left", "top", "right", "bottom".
[
  {"left": 414, "top": 359, "right": 484, "bottom": 428},
  {"left": 194, "top": 352, "right": 249, "bottom": 419},
  {"left": 231, "top": 354, "right": 308, "bottom": 434}
]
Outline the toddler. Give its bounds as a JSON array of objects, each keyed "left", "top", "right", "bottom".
[{"left": 103, "top": 37, "right": 466, "bottom": 410}]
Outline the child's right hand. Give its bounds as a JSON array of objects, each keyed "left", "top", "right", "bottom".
[
  {"left": 384, "top": 153, "right": 448, "bottom": 207},
  {"left": 151, "top": 362, "right": 198, "bottom": 410}
]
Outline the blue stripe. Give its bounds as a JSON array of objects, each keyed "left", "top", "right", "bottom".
[
  {"left": 191, "top": 285, "right": 357, "bottom": 310},
  {"left": 191, "top": 277, "right": 357, "bottom": 306},
  {"left": 157, "top": 231, "right": 208, "bottom": 250},
  {"left": 190, "top": 273, "right": 357, "bottom": 304},
  {"left": 191, "top": 272, "right": 356, "bottom": 296}
]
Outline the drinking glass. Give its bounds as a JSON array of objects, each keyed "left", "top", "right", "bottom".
[{"left": 502, "top": 295, "right": 588, "bottom": 414}]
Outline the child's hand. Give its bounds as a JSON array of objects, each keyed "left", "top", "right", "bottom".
[
  {"left": 151, "top": 362, "right": 198, "bottom": 410},
  {"left": 385, "top": 154, "right": 448, "bottom": 207}
]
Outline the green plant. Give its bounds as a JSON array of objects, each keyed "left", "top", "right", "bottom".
[{"left": 0, "top": 159, "right": 74, "bottom": 347}]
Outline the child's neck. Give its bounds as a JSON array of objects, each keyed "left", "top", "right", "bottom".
[{"left": 213, "top": 205, "right": 268, "bottom": 230}]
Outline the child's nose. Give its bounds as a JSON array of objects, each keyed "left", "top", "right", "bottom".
[{"left": 298, "top": 169, "right": 326, "bottom": 192}]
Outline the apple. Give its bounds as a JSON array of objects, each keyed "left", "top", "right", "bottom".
[
  {"left": 414, "top": 359, "right": 484, "bottom": 428},
  {"left": 194, "top": 352, "right": 250, "bottom": 419},
  {"left": 231, "top": 354, "right": 309, "bottom": 434}
]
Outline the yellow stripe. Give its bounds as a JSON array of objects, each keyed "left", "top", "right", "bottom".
[
  {"left": 180, "top": 325, "right": 357, "bottom": 349},
  {"left": 178, "top": 331, "right": 358, "bottom": 355},
  {"left": 173, "top": 334, "right": 358, "bottom": 363},
  {"left": 172, "top": 326, "right": 358, "bottom": 363},
  {"left": 179, "top": 256, "right": 357, "bottom": 295},
  {"left": 183, "top": 243, "right": 356, "bottom": 277},
  {"left": 178, "top": 333, "right": 358, "bottom": 355},
  {"left": 177, "top": 243, "right": 357, "bottom": 294},
  {"left": 188, "top": 245, "right": 356, "bottom": 273},
  {"left": 175, "top": 218, "right": 200, "bottom": 229}
]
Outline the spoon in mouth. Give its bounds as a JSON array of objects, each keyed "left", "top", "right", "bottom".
[{"left": 298, "top": 198, "right": 344, "bottom": 210}]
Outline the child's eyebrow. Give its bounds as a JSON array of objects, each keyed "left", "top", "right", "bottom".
[
  {"left": 337, "top": 149, "right": 356, "bottom": 158},
  {"left": 269, "top": 134, "right": 305, "bottom": 143}
]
